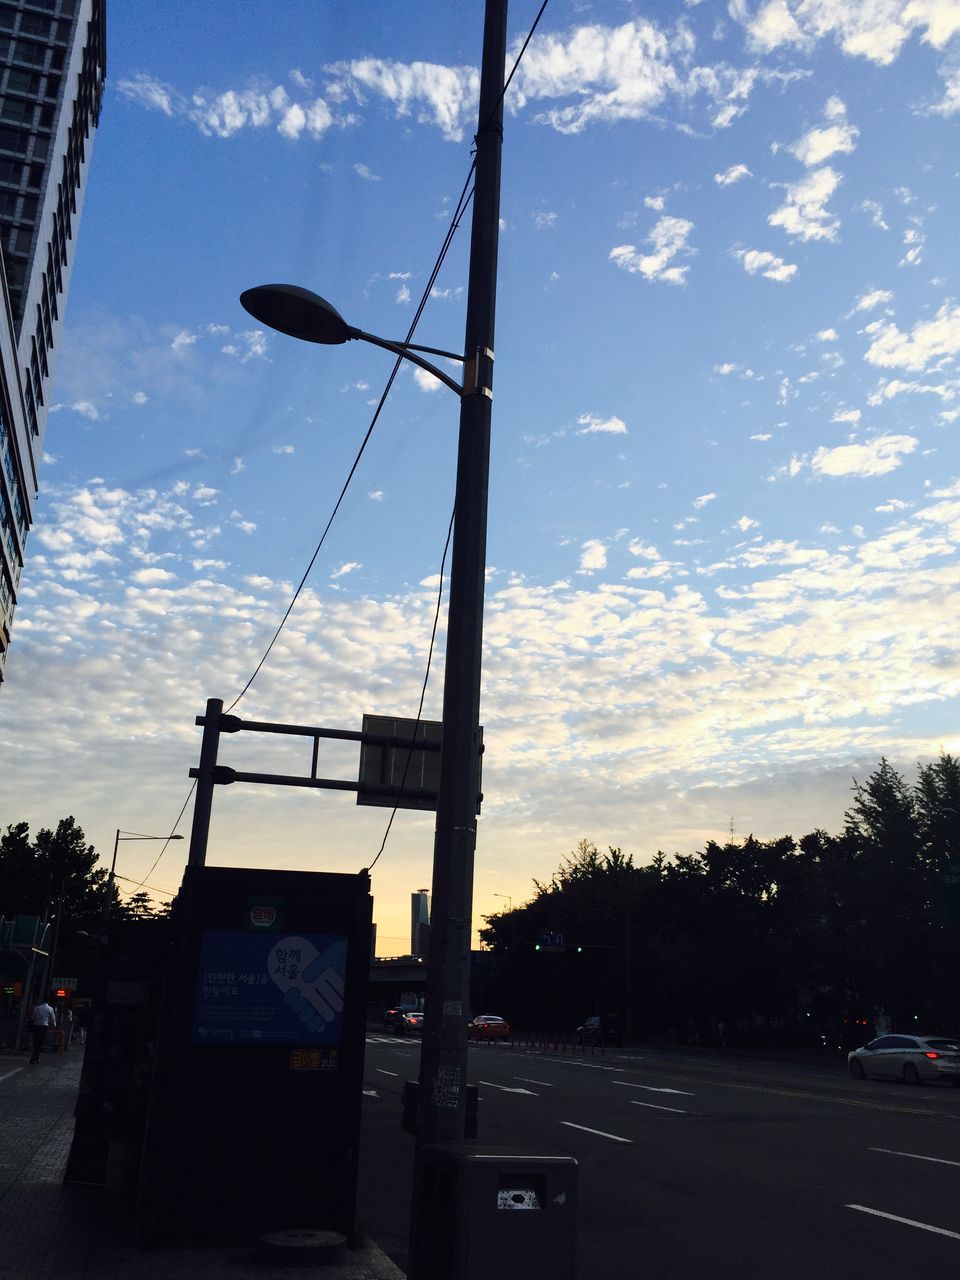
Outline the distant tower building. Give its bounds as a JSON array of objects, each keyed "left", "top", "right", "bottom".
[
  {"left": 0, "top": 0, "right": 106, "bottom": 679},
  {"left": 411, "top": 889, "right": 430, "bottom": 959}
]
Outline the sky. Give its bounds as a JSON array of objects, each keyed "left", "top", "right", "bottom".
[{"left": 1, "top": 0, "right": 960, "bottom": 955}]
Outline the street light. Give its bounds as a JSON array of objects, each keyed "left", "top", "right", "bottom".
[
  {"left": 104, "top": 829, "right": 184, "bottom": 921},
  {"left": 239, "top": 0, "right": 505, "bottom": 1160},
  {"left": 239, "top": 284, "right": 466, "bottom": 397},
  {"left": 241, "top": 14, "right": 506, "bottom": 1273},
  {"left": 493, "top": 893, "right": 512, "bottom": 913}
]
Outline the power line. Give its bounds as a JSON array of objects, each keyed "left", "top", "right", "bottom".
[
  {"left": 485, "top": 0, "right": 551, "bottom": 128},
  {"left": 367, "top": 505, "right": 455, "bottom": 873},
  {"left": 226, "top": 167, "right": 477, "bottom": 713},
  {"left": 114, "top": 873, "right": 177, "bottom": 899},
  {"left": 131, "top": 780, "right": 195, "bottom": 892}
]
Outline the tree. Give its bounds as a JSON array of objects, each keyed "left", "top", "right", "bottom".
[{"left": 0, "top": 817, "right": 110, "bottom": 986}]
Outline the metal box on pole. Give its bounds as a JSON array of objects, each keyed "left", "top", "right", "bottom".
[{"left": 410, "top": 1145, "right": 577, "bottom": 1279}]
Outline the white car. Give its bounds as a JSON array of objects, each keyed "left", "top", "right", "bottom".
[{"left": 848, "top": 1033, "right": 960, "bottom": 1086}]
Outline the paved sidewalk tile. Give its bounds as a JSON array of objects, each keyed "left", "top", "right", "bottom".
[{"left": 0, "top": 1050, "right": 405, "bottom": 1279}]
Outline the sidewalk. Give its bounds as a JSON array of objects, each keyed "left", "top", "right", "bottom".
[{"left": 0, "top": 1049, "right": 405, "bottom": 1279}]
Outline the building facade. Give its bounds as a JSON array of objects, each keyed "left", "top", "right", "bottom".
[
  {"left": 0, "top": 0, "right": 105, "bottom": 679},
  {"left": 411, "top": 889, "right": 430, "bottom": 959}
]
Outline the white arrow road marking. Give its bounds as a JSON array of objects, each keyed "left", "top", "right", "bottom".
[
  {"left": 560, "top": 1121, "right": 632, "bottom": 1144},
  {"left": 479, "top": 1080, "right": 539, "bottom": 1095},
  {"left": 377, "top": 1068, "right": 398, "bottom": 1076},
  {"left": 612, "top": 1081, "right": 694, "bottom": 1095},
  {"left": 847, "top": 1205, "right": 960, "bottom": 1240},
  {"left": 363, "top": 1089, "right": 379, "bottom": 1097}
]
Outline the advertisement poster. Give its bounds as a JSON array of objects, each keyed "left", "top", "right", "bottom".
[{"left": 192, "top": 930, "right": 348, "bottom": 1046}]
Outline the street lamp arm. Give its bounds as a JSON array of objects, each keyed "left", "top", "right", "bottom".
[{"left": 350, "top": 328, "right": 464, "bottom": 397}]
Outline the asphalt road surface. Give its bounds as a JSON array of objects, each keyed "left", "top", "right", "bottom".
[{"left": 358, "top": 1034, "right": 960, "bottom": 1278}]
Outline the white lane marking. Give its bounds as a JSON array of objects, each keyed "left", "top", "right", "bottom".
[
  {"left": 514, "top": 1076, "right": 553, "bottom": 1086},
  {"left": 630, "top": 1100, "right": 687, "bottom": 1114},
  {"left": 563, "top": 1062, "right": 623, "bottom": 1072},
  {"left": 479, "top": 1080, "right": 539, "bottom": 1095},
  {"left": 560, "top": 1121, "right": 632, "bottom": 1144},
  {"left": 846, "top": 1205, "right": 960, "bottom": 1241},
  {"left": 363, "top": 1089, "right": 379, "bottom": 1097},
  {"left": 870, "top": 1147, "right": 960, "bottom": 1169},
  {"left": 376, "top": 1068, "right": 399, "bottom": 1077},
  {"left": 0, "top": 1069, "right": 24, "bottom": 1085},
  {"left": 612, "top": 1082, "right": 694, "bottom": 1095}
]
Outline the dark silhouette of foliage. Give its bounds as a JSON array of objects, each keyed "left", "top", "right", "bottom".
[{"left": 478, "top": 754, "right": 960, "bottom": 1045}]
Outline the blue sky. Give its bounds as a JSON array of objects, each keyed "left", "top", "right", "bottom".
[{"left": 2, "top": 0, "right": 960, "bottom": 954}]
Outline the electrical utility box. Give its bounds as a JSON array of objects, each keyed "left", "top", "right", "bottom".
[
  {"left": 136, "top": 865, "right": 372, "bottom": 1245},
  {"left": 411, "top": 1145, "right": 578, "bottom": 1280}
]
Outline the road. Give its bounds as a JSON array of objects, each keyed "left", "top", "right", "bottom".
[{"left": 358, "top": 1034, "right": 960, "bottom": 1278}]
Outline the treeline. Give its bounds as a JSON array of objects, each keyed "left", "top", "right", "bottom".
[
  {"left": 0, "top": 817, "right": 169, "bottom": 987},
  {"left": 478, "top": 756, "right": 960, "bottom": 1046}
]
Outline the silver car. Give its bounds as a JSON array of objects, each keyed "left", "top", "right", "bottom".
[{"left": 848, "top": 1033, "right": 960, "bottom": 1085}]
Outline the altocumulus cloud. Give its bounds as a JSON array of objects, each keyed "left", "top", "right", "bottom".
[
  {"left": 577, "top": 413, "right": 628, "bottom": 435},
  {"left": 811, "top": 434, "right": 918, "bottom": 477}
]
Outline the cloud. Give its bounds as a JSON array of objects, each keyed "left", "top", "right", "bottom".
[
  {"left": 578, "top": 539, "right": 607, "bottom": 573},
  {"left": 533, "top": 210, "right": 558, "bottom": 229},
  {"left": 735, "top": 516, "right": 759, "bottom": 531},
  {"left": 117, "top": 73, "right": 342, "bottom": 142},
  {"left": 735, "top": 248, "right": 798, "bottom": 281},
  {"left": 132, "top": 567, "right": 177, "bottom": 585},
  {"left": 577, "top": 413, "right": 628, "bottom": 435},
  {"left": 768, "top": 166, "right": 842, "bottom": 241},
  {"left": 115, "top": 73, "right": 176, "bottom": 115},
  {"left": 789, "top": 98, "right": 859, "bottom": 166},
  {"left": 864, "top": 303, "right": 960, "bottom": 372},
  {"left": 331, "top": 562, "right": 361, "bottom": 579},
  {"left": 816, "top": 328, "right": 838, "bottom": 341},
  {"left": 733, "top": 0, "right": 960, "bottom": 65},
  {"left": 810, "top": 434, "right": 918, "bottom": 477},
  {"left": 852, "top": 288, "right": 894, "bottom": 314},
  {"left": 71, "top": 400, "right": 100, "bottom": 420},
  {"left": 354, "top": 162, "right": 381, "bottom": 181},
  {"left": 171, "top": 330, "right": 197, "bottom": 355},
  {"left": 832, "top": 408, "right": 862, "bottom": 424},
  {"left": 413, "top": 366, "right": 444, "bottom": 392},
  {"left": 714, "top": 163, "right": 752, "bottom": 186},
  {"left": 610, "top": 215, "right": 695, "bottom": 285},
  {"left": 327, "top": 56, "right": 478, "bottom": 141},
  {"left": 693, "top": 493, "right": 717, "bottom": 509},
  {"left": 272, "top": 444, "right": 295, "bottom": 454},
  {"left": 133, "top": 391, "right": 149, "bottom": 405}
]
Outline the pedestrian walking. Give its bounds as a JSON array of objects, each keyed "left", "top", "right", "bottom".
[
  {"left": 29, "top": 999, "right": 56, "bottom": 1064},
  {"left": 61, "top": 1006, "right": 74, "bottom": 1051}
]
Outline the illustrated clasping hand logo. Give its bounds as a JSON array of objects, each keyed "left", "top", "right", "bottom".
[{"left": 268, "top": 936, "right": 345, "bottom": 1034}]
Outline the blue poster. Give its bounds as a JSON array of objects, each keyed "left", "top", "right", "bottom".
[{"left": 192, "top": 930, "right": 348, "bottom": 1046}]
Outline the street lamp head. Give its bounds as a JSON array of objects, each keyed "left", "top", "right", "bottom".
[{"left": 239, "top": 284, "right": 355, "bottom": 345}]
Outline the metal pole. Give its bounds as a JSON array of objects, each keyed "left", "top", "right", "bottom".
[
  {"left": 188, "top": 697, "right": 224, "bottom": 867},
  {"left": 415, "top": 0, "right": 506, "bottom": 1148},
  {"left": 103, "top": 828, "right": 121, "bottom": 921}
]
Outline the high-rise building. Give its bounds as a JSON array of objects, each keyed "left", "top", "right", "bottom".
[
  {"left": 0, "top": 0, "right": 105, "bottom": 680},
  {"left": 411, "top": 889, "right": 430, "bottom": 959}
]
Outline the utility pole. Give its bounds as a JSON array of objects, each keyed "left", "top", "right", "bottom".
[{"left": 414, "top": 0, "right": 506, "bottom": 1154}]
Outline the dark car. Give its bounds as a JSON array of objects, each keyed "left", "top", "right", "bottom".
[{"left": 576, "top": 1014, "right": 623, "bottom": 1046}]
